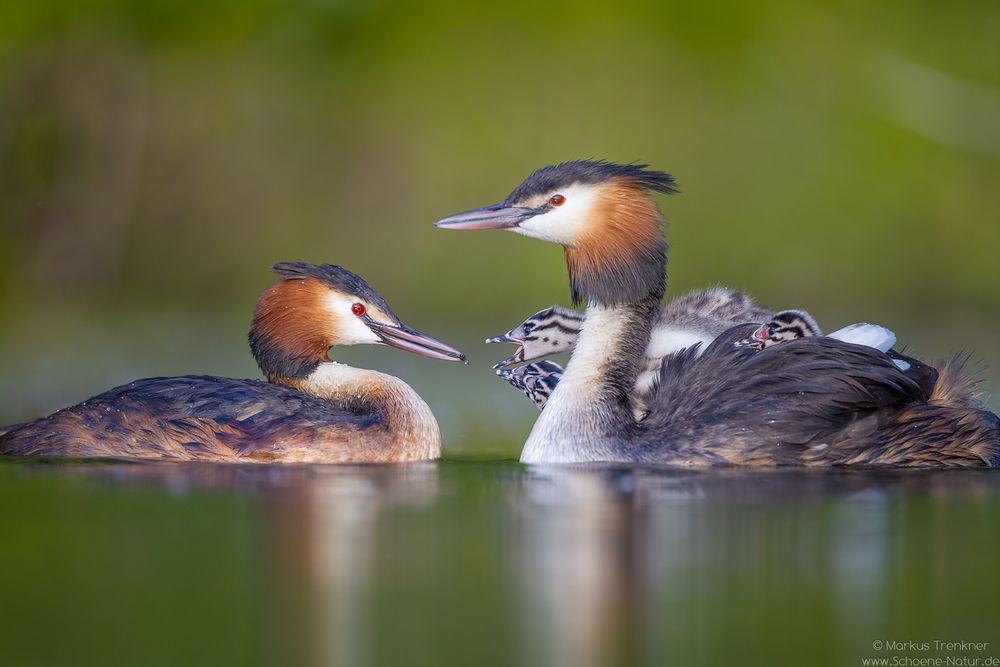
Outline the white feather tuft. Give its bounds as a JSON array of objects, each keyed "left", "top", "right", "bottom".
[
  {"left": 826, "top": 323, "right": 896, "bottom": 352},
  {"left": 644, "top": 327, "right": 713, "bottom": 360}
]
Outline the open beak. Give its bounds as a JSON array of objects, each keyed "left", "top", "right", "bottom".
[
  {"left": 491, "top": 349, "right": 525, "bottom": 370},
  {"left": 485, "top": 332, "right": 519, "bottom": 345},
  {"left": 734, "top": 338, "right": 763, "bottom": 351},
  {"left": 735, "top": 324, "right": 769, "bottom": 351},
  {"left": 434, "top": 204, "right": 537, "bottom": 230},
  {"left": 365, "top": 318, "right": 467, "bottom": 363},
  {"left": 485, "top": 330, "right": 525, "bottom": 369}
]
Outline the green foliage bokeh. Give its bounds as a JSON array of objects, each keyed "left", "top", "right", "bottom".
[{"left": 1, "top": 0, "right": 998, "bottom": 448}]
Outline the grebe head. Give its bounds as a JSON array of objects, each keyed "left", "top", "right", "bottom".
[
  {"left": 249, "top": 262, "right": 465, "bottom": 382},
  {"left": 497, "top": 360, "right": 563, "bottom": 410},
  {"left": 736, "top": 309, "right": 821, "bottom": 351},
  {"left": 435, "top": 160, "right": 678, "bottom": 306},
  {"left": 486, "top": 305, "right": 582, "bottom": 369}
]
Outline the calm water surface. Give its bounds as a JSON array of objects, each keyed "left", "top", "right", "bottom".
[{"left": 1, "top": 460, "right": 998, "bottom": 667}]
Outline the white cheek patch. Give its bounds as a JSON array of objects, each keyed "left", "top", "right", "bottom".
[
  {"left": 512, "top": 183, "right": 599, "bottom": 245},
  {"left": 325, "top": 295, "right": 382, "bottom": 345}
]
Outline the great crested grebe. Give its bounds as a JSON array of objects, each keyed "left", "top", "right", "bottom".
[
  {"left": 489, "top": 287, "right": 772, "bottom": 414},
  {"left": 436, "top": 160, "right": 1000, "bottom": 467},
  {"left": 0, "top": 263, "right": 465, "bottom": 463}
]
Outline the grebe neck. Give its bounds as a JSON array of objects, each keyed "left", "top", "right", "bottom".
[
  {"left": 520, "top": 294, "right": 660, "bottom": 463},
  {"left": 283, "top": 361, "right": 442, "bottom": 461}
]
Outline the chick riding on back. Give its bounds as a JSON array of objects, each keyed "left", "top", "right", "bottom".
[{"left": 436, "top": 159, "right": 999, "bottom": 467}]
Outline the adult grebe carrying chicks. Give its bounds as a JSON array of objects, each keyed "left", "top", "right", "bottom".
[
  {"left": 0, "top": 263, "right": 465, "bottom": 463},
  {"left": 436, "top": 160, "right": 999, "bottom": 467}
]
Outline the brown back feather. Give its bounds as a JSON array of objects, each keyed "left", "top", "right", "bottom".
[{"left": 637, "top": 329, "right": 999, "bottom": 467}]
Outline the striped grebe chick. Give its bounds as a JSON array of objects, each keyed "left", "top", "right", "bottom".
[
  {"left": 486, "top": 305, "right": 582, "bottom": 369},
  {"left": 436, "top": 159, "right": 999, "bottom": 467},
  {"left": 737, "top": 309, "right": 821, "bottom": 350},
  {"left": 497, "top": 360, "right": 564, "bottom": 410},
  {"left": 0, "top": 263, "right": 465, "bottom": 463},
  {"left": 739, "top": 310, "right": 937, "bottom": 382}
]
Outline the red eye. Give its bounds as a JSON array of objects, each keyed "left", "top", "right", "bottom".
[
  {"left": 351, "top": 303, "right": 366, "bottom": 316},
  {"left": 549, "top": 194, "right": 565, "bottom": 206}
]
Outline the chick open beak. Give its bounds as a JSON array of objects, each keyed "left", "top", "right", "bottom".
[
  {"left": 434, "top": 204, "right": 537, "bottom": 230},
  {"left": 485, "top": 331, "right": 526, "bottom": 369},
  {"left": 485, "top": 332, "right": 519, "bottom": 345},
  {"left": 734, "top": 324, "right": 769, "bottom": 351},
  {"left": 364, "top": 318, "right": 467, "bottom": 363}
]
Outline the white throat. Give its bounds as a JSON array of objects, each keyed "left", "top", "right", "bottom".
[
  {"left": 301, "top": 362, "right": 442, "bottom": 460},
  {"left": 520, "top": 304, "right": 634, "bottom": 463}
]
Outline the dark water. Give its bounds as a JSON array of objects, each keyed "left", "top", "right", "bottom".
[{"left": 1, "top": 460, "right": 999, "bottom": 667}]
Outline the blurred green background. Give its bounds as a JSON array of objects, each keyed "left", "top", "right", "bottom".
[
  {"left": 1, "top": 0, "right": 998, "bottom": 455},
  {"left": 1, "top": 6, "right": 999, "bottom": 667}
]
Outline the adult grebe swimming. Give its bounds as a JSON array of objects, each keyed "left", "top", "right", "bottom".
[
  {"left": 0, "top": 263, "right": 465, "bottom": 463},
  {"left": 436, "top": 160, "right": 999, "bottom": 467}
]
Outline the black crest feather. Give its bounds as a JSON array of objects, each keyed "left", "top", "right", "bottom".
[
  {"left": 503, "top": 160, "right": 678, "bottom": 205},
  {"left": 271, "top": 262, "right": 400, "bottom": 324}
]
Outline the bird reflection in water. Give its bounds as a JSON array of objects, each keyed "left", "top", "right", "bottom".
[
  {"left": 36, "top": 463, "right": 1000, "bottom": 666},
  {"left": 514, "top": 467, "right": 645, "bottom": 667}
]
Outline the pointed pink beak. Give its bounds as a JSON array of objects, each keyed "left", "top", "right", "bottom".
[{"left": 434, "top": 204, "right": 537, "bottom": 230}]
